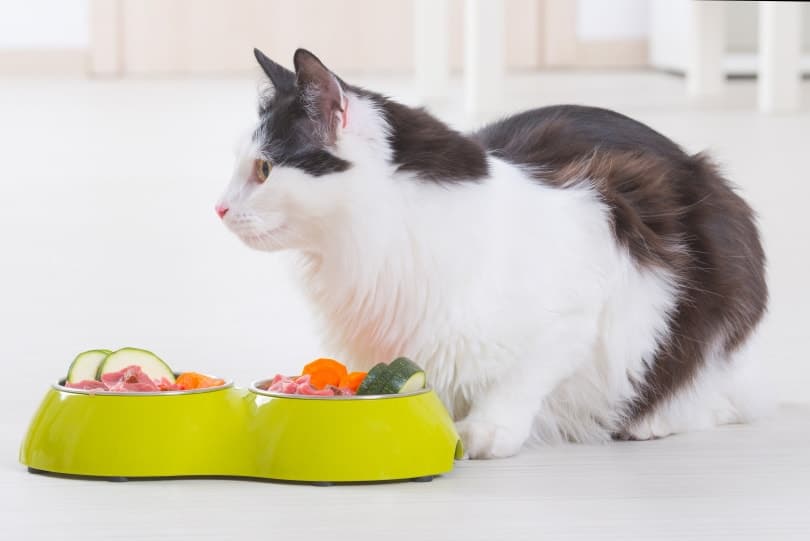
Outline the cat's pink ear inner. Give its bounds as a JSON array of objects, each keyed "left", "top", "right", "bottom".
[
  {"left": 293, "top": 48, "right": 344, "bottom": 145},
  {"left": 341, "top": 97, "right": 348, "bottom": 129}
]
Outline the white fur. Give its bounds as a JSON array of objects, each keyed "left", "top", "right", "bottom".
[{"left": 218, "top": 91, "right": 764, "bottom": 458}]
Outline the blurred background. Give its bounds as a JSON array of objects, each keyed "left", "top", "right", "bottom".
[{"left": 0, "top": 0, "right": 808, "bottom": 422}]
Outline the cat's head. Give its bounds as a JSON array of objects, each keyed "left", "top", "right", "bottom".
[
  {"left": 217, "top": 48, "right": 488, "bottom": 255},
  {"left": 216, "top": 48, "right": 380, "bottom": 253}
]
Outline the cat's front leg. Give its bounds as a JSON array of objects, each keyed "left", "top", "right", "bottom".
[
  {"left": 455, "top": 415, "right": 531, "bottom": 459},
  {"left": 454, "top": 373, "right": 541, "bottom": 459},
  {"left": 455, "top": 324, "right": 597, "bottom": 458}
]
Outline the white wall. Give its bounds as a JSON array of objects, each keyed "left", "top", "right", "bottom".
[
  {"left": 576, "top": 0, "right": 649, "bottom": 41},
  {"left": 648, "top": 0, "right": 690, "bottom": 72},
  {"left": 0, "top": 0, "right": 88, "bottom": 49},
  {"left": 2, "top": 0, "right": 808, "bottom": 70},
  {"left": 725, "top": 0, "right": 758, "bottom": 53},
  {"left": 649, "top": 0, "right": 810, "bottom": 73}
]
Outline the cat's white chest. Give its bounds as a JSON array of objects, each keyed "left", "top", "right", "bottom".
[{"left": 307, "top": 158, "right": 619, "bottom": 422}]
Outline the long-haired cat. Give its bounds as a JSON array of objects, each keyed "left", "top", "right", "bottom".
[{"left": 217, "top": 49, "right": 768, "bottom": 458}]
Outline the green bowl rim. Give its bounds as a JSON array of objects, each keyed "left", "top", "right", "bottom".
[
  {"left": 53, "top": 377, "right": 234, "bottom": 396},
  {"left": 249, "top": 379, "right": 432, "bottom": 400}
]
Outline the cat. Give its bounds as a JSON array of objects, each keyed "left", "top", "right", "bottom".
[{"left": 217, "top": 48, "right": 768, "bottom": 458}]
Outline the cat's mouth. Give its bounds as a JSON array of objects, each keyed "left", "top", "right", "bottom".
[{"left": 238, "top": 225, "right": 289, "bottom": 251}]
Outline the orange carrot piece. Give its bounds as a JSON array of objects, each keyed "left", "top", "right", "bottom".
[
  {"left": 303, "top": 358, "right": 348, "bottom": 378},
  {"left": 175, "top": 372, "right": 199, "bottom": 389},
  {"left": 176, "top": 372, "right": 225, "bottom": 390},
  {"left": 309, "top": 369, "right": 342, "bottom": 390},
  {"left": 339, "top": 371, "right": 367, "bottom": 392}
]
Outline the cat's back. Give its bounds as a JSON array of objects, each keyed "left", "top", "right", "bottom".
[{"left": 471, "top": 104, "right": 689, "bottom": 170}]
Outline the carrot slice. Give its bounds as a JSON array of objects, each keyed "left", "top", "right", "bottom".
[
  {"left": 176, "top": 372, "right": 225, "bottom": 390},
  {"left": 309, "top": 370, "right": 342, "bottom": 390},
  {"left": 303, "top": 358, "right": 348, "bottom": 378},
  {"left": 339, "top": 371, "right": 367, "bottom": 392}
]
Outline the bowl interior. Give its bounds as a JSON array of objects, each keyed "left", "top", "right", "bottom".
[
  {"left": 249, "top": 378, "right": 432, "bottom": 400},
  {"left": 54, "top": 374, "right": 233, "bottom": 396}
]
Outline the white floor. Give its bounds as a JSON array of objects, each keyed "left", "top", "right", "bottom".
[
  {"left": 1, "top": 71, "right": 809, "bottom": 539},
  {"left": 4, "top": 406, "right": 810, "bottom": 540}
]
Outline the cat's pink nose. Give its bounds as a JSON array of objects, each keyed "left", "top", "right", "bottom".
[{"left": 215, "top": 204, "right": 229, "bottom": 219}]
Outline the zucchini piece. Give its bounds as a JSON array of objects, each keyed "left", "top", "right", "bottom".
[
  {"left": 380, "top": 357, "right": 426, "bottom": 393},
  {"left": 355, "top": 363, "right": 390, "bottom": 395},
  {"left": 356, "top": 357, "right": 426, "bottom": 395},
  {"left": 66, "top": 349, "right": 112, "bottom": 383},
  {"left": 96, "top": 347, "right": 175, "bottom": 383}
]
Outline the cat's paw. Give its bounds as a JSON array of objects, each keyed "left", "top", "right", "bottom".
[
  {"left": 455, "top": 418, "right": 526, "bottom": 459},
  {"left": 622, "top": 416, "right": 674, "bottom": 441}
]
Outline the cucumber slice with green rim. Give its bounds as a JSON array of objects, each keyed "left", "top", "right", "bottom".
[
  {"left": 355, "top": 357, "right": 426, "bottom": 395},
  {"left": 66, "top": 349, "right": 112, "bottom": 383},
  {"left": 385, "top": 357, "right": 426, "bottom": 393},
  {"left": 355, "top": 363, "right": 390, "bottom": 395},
  {"left": 96, "top": 347, "right": 175, "bottom": 383}
]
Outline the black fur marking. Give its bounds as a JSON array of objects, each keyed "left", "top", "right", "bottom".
[
  {"left": 372, "top": 96, "right": 489, "bottom": 182},
  {"left": 474, "top": 105, "right": 688, "bottom": 169},
  {"left": 281, "top": 149, "right": 351, "bottom": 177},
  {"left": 254, "top": 77, "right": 350, "bottom": 177},
  {"left": 254, "top": 48, "right": 295, "bottom": 96}
]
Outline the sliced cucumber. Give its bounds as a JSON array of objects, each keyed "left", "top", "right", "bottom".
[
  {"left": 355, "top": 363, "right": 390, "bottom": 395},
  {"left": 356, "top": 357, "right": 426, "bottom": 395},
  {"left": 96, "top": 347, "right": 175, "bottom": 383},
  {"left": 66, "top": 349, "right": 112, "bottom": 383}
]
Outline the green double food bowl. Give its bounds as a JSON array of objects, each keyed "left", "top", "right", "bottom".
[{"left": 20, "top": 378, "right": 462, "bottom": 484}]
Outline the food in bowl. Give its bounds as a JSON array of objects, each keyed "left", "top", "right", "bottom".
[
  {"left": 259, "top": 356, "right": 427, "bottom": 396},
  {"left": 64, "top": 347, "right": 225, "bottom": 392}
]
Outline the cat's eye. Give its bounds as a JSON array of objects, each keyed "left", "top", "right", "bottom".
[{"left": 255, "top": 159, "right": 272, "bottom": 183}]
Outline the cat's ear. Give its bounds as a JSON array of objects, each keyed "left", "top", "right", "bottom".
[
  {"left": 254, "top": 48, "right": 295, "bottom": 95},
  {"left": 293, "top": 48, "right": 345, "bottom": 146}
]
